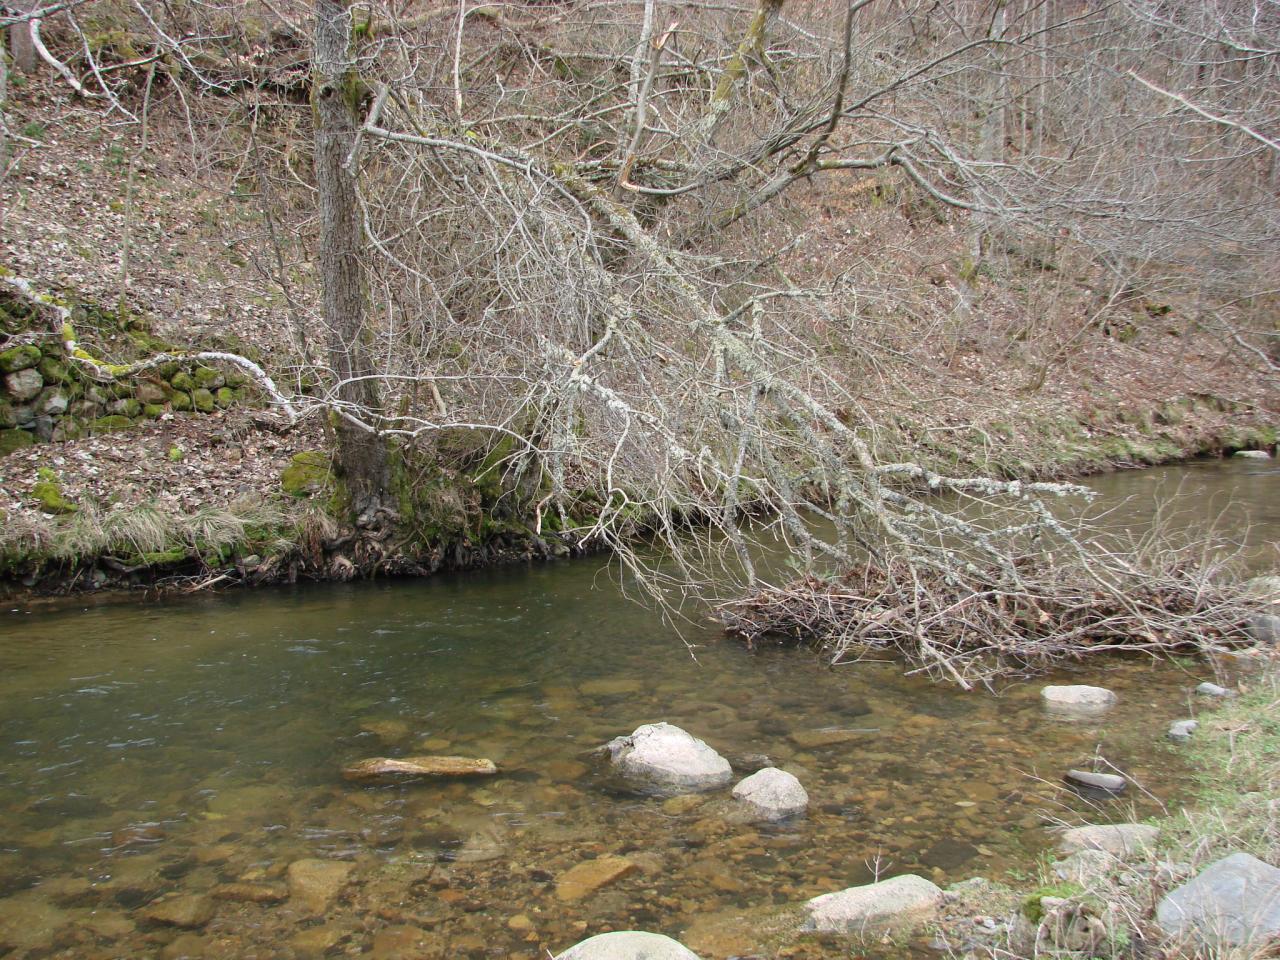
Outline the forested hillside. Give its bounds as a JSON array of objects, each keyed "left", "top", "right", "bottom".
[{"left": 1, "top": 0, "right": 1276, "bottom": 613}]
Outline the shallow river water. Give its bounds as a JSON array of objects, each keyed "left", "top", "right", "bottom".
[{"left": 0, "top": 458, "right": 1275, "bottom": 959}]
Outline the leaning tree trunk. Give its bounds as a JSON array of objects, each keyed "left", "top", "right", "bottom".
[{"left": 312, "top": 0, "right": 391, "bottom": 526}]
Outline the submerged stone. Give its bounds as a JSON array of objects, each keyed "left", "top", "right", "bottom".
[
  {"left": 554, "top": 931, "right": 701, "bottom": 960},
  {"left": 286, "top": 859, "right": 353, "bottom": 915},
  {"left": 554, "top": 855, "right": 638, "bottom": 901},
  {"left": 342, "top": 756, "right": 498, "bottom": 781},
  {"left": 1040, "top": 685, "right": 1116, "bottom": 716},
  {"left": 139, "top": 893, "right": 215, "bottom": 928},
  {"left": 1157, "top": 851, "right": 1280, "bottom": 945},
  {"left": 804, "top": 874, "right": 944, "bottom": 933}
]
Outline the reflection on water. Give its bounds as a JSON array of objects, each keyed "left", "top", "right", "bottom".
[{"left": 0, "top": 459, "right": 1273, "bottom": 958}]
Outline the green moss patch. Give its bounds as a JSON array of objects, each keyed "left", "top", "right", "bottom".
[
  {"left": 31, "top": 468, "right": 77, "bottom": 514},
  {"left": 281, "top": 450, "right": 333, "bottom": 497}
]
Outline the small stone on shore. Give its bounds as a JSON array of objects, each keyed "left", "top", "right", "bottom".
[
  {"left": 804, "top": 874, "right": 944, "bottom": 933},
  {"left": 1157, "top": 851, "right": 1280, "bottom": 945},
  {"left": 1195, "top": 682, "right": 1235, "bottom": 699},
  {"left": 1058, "top": 823, "right": 1158, "bottom": 856},
  {"left": 1169, "top": 719, "right": 1198, "bottom": 741}
]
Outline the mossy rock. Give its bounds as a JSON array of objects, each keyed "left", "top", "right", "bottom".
[
  {"left": 224, "top": 369, "right": 248, "bottom": 388},
  {"left": 37, "top": 356, "right": 73, "bottom": 385},
  {"left": 192, "top": 388, "right": 215, "bottom": 413},
  {"left": 1021, "top": 882, "right": 1084, "bottom": 923},
  {"left": 0, "top": 428, "right": 35, "bottom": 457},
  {"left": 214, "top": 386, "right": 235, "bottom": 408},
  {"left": 0, "top": 400, "right": 14, "bottom": 429},
  {"left": 143, "top": 403, "right": 166, "bottom": 418},
  {"left": 281, "top": 450, "right": 333, "bottom": 497},
  {"left": 156, "top": 361, "right": 181, "bottom": 380},
  {"left": 89, "top": 414, "right": 134, "bottom": 434},
  {"left": 171, "top": 391, "right": 194, "bottom": 412},
  {"left": 170, "top": 371, "right": 196, "bottom": 391},
  {"left": 0, "top": 344, "right": 41, "bottom": 373},
  {"left": 108, "top": 397, "right": 142, "bottom": 418},
  {"left": 31, "top": 467, "right": 77, "bottom": 514},
  {"left": 193, "top": 366, "right": 225, "bottom": 389},
  {"left": 51, "top": 418, "right": 86, "bottom": 442}
]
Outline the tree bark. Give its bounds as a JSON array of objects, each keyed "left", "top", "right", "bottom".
[
  {"left": 8, "top": 0, "right": 36, "bottom": 74},
  {"left": 312, "top": 0, "right": 391, "bottom": 524}
]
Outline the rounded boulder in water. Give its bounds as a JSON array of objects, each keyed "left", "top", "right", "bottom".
[{"left": 554, "top": 931, "right": 701, "bottom": 960}]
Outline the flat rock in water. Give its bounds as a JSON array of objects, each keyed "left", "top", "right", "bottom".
[
  {"left": 1064, "top": 770, "right": 1127, "bottom": 796},
  {"left": 554, "top": 931, "right": 701, "bottom": 959},
  {"left": 731, "top": 768, "right": 808, "bottom": 821},
  {"left": 606, "top": 723, "right": 731, "bottom": 794},
  {"left": 1169, "top": 719, "right": 1198, "bottom": 742},
  {"left": 342, "top": 756, "right": 498, "bottom": 781},
  {"left": 1058, "top": 823, "right": 1158, "bottom": 856},
  {"left": 1156, "top": 851, "right": 1280, "bottom": 945},
  {"left": 139, "top": 894, "right": 215, "bottom": 929},
  {"left": 789, "top": 728, "right": 870, "bottom": 749},
  {"left": 287, "top": 859, "right": 354, "bottom": 915},
  {"left": 211, "top": 882, "right": 288, "bottom": 904},
  {"left": 1040, "top": 685, "right": 1116, "bottom": 716},
  {"left": 804, "top": 874, "right": 944, "bottom": 933},
  {"left": 555, "top": 855, "right": 638, "bottom": 901},
  {"left": 1233, "top": 449, "right": 1271, "bottom": 459},
  {"left": 1195, "top": 682, "right": 1235, "bottom": 699}
]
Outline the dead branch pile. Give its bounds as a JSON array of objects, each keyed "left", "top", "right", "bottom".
[{"left": 719, "top": 555, "right": 1257, "bottom": 687}]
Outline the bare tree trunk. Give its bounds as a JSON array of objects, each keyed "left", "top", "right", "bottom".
[
  {"left": 7, "top": 0, "right": 36, "bottom": 74},
  {"left": 312, "top": 0, "right": 391, "bottom": 525}
]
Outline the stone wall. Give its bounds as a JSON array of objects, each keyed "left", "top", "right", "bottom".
[{"left": 0, "top": 342, "right": 250, "bottom": 457}]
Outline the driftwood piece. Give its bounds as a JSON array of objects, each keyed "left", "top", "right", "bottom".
[{"left": 341, "top": 755, "right": 499, "bottom": 781}]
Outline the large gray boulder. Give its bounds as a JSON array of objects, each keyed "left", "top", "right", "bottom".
[
  {"left": 554, "top": 931, "right": 701, "bottom": 959},
  {"left": 1041, "top": 685, "right": 1116, "bottom": 717},
  {"left": 1058, "top": 823, "right": 1159, "bottom": 857},
  {"left": 606, "top": 723, "right": 731, "bottom": 794},
  {"left": 1246, "top": 614, "right": 1280, "bottom": 646},
  {"left": 1156, "top": 852, "right": 1280, "bottom": 945},
  {"left": 731, "top": 768, "right": 808, "bottom": 821},
  {"left": 804, "top": 875, "right": 944, "bottom": 933}
]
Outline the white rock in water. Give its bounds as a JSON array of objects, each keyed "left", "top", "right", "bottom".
[
  {"left": 731, "top": 768, "right": 808, "bottom": 821},
  {"left": 1064, "top": 769, "right": 1127, "bottom": 795},
  {"left": 1157, "top": 852, "right": 1280, "bottom": 945},
  {"left": 1196, "top": 682, "right": 1235, "bottom": 698},
  {"left": 1169, "top": 719, "right": 1198, "bottom": 742},
  {"left": 1232, "top": 449, "right": 1271, "bottom": 460},
  {"left": 804, "top": 875, "right": 944, "bottom": 933},
  {"left": 554, "top": 931, "right": 701, "bottom": 959},
  {"left": 1041, "top": 685, "right": 1117, "bottom": 715},
  {"left": 1058, "top": 823, "right": 1159, "bottom": 856},
  {"left": 606, "top": 723, "right": 732, "bottom": 794}
]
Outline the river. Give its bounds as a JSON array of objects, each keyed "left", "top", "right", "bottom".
[{"left": 0, "top": 457, "right": 1274, "bottom": 958}]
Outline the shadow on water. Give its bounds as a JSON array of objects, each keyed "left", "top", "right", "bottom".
[{"left": 0, "top": 458, "right": 1273, "bottom": 957}]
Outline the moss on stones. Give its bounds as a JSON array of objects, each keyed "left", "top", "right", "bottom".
[
  {"left": 281, "top": 450, "right": 333, "bottom": 497},
  {"left": 191, "top": 388, "right": 215, "bottom": 413},
  {"left": 170, "top": 371, "right": 196, "bottom": 391},
  {"left": 0, "top": 428, "right": 35, "bottom": 456},
  {"left": 193, "top": 366, "right": 225, "bottom": 389},
  {"left": 214, "top": 386, "right": 235, "bottom": 408},
  {"left": 171, "top": 391, "right": 194, "bottom": 412},
  {"left": 89, "top": 414, "right": 134, "bottom": 434},
  {"left": 143, "top": 403, "right": 166, "bottom": 418},
  {"left": 0, "top": 344, "right": 41, "bottom": 373},
  {"left": 31, "top": 467, "right": 77, "bottom": 514},
  {"left": 37, "top": 356, "right": 72, "bottom": 384}
]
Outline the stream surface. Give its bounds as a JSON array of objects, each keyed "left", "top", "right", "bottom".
[{"left": 0, "top": 457, "right": 1275, "bottom": 959}]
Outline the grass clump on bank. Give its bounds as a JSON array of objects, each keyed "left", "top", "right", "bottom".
[
  {"left": 1162, "top": 669, "right": 1280, "bottom": 868},
  {"left": 0, "top": 495, "right": 295, "bottom": 580}
]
